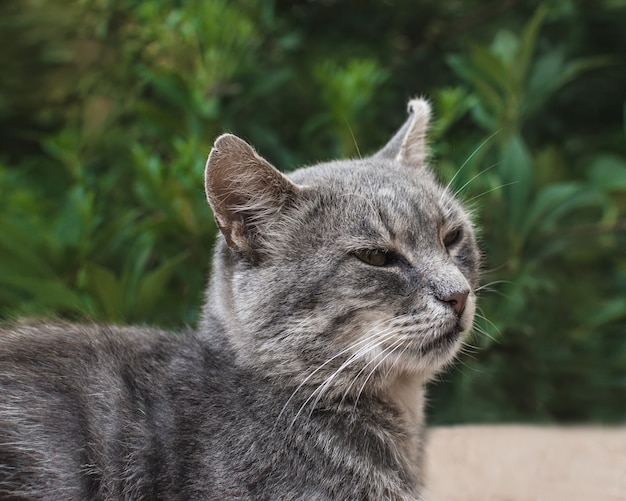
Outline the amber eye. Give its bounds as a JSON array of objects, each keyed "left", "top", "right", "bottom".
[
  {"left": 354, "top": 249, "right": 390, "bottom": 267},
  {"left": 443, "top": 228, "right": 462, "bottom": 248}
]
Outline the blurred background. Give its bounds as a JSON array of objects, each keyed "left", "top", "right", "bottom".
[{"left": 1, "top": 0, "right": 624, "bottom": 424}]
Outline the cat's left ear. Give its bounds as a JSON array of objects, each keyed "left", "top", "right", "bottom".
[
  {"left": 373, "top": 98, "right": 431, "bottom": 167},
  {"left": 205, "top": 133, "right": 301, "bottom": 256}
]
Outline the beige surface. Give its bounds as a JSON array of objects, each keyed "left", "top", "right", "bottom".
[{"left": 426, "top": 425, "right": 626, "bottom": 501}]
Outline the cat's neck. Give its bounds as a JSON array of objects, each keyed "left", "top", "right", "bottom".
[
  {"left": 199, "top": 245, "right": 238, "bottom": 340},
  {"left": 382, "top": 372, "right": 426, "bottom": 426},
  {"left": 380, "top": 372, "right": 426, "bottom": 482}
]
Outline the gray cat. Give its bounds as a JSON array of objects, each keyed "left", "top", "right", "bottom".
[{"left": 0, "top": 98, "right": 480, "bottom": 500}]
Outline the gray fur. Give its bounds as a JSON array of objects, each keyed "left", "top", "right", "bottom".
[{"left": 0, "top": 99, "right": 480, "bottom": 500}]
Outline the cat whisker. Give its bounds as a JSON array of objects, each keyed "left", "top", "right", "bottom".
[
  {"left": 475, "top": 307, "right": 501, "bottom": 334},
  {"left": 440, "top": 129, "right": 501, "bottom": 204},
  {"left": 476, "top": 289, "right": 509, "bottom": 299},
  {"left": 346, "top": 120, "right": 362, "bottom": 159},
  {"left": 282, "top": 319, "right": 401, "bottom": 428},
  {"left": 295, "top": 315, "right": 413, "bottom": 425},
  {"left": 382, "top": 335, "right": 412, "bottom": 380},
  {"left": 276, "top": 324, "right": 394, "bottom": 427},
  {"left": 338, "top": 328, "right": 406, "bottom": 408},
  {"left": 304, "top": 351, "right": 380, "bottom": 421},
  {"left": 457, "top": 339, "right": 481, "bottom": 357},
  {"left": 478, "top": 285, "right": 512, "bottom": 302},
  {"left": 295, "top": 324, "right": 402, "bottom": 424},
  {"left": 475, "top": 280, "right": 510, "bottom": 293},
  {"left": 352, "top": 337, "right": 408, "bottom": 412},
  {"left": 471, "top": 316, "right": 500, "bottom": 344},
  {"left": 289, "top": 341, "right": 382, "bottom": 428},
  {"left": 479, "top": 261, "right": 514, "bottom": 277},
  {"left": 463, "top": 181, "right": 519, "bottom": 205},
  {"left": 448, "top": 356, "right": 481, "bottom": 377},
  {"left": 451, "top": 162, "right": 501, "bottom": 200}
]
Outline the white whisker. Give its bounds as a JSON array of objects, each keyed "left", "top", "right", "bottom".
[
  {"left": 475, "top": 280, "right": 511, "bottom": 293},
  {"left": 284, "top": 319, "right": 400, "bottom": 428},
  {"left": 463, "top": 181, "right": 518, "bottom": 205},
  {"left": 346, "top": 120, "right": 362, "bottom": 160},
  {"left": 472, "top": 319, "right": 500, "bottom": 344},
  {"left": 352, "top": 337, "right": 407, "bottom": 412},
  {"left": 452, "top": 162, "right": 501, "bottom": 199},
  {"left": 299, "top": 324, "right": 401, "bottom": 420},
  {"left": 440, "top": 129, "right": 501, "bottom": 203},
  {"left": 276, "top": 323, "right": 393, "bottom": 427},
  {"left": 338, "top": 328, "right": 405, "bottom": 407}
]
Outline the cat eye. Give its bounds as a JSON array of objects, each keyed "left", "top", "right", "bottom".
[
  {"left": 353, "top": 249, "right": 391, "bottom": 267},
  {"left": 443, "top": 228, "right": 462, "bottom": 248}
]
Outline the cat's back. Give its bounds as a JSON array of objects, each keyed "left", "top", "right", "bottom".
[
  {"left": 0, "top": 321, "right": 213, "bottom": 392},
  {"left": 0, "top": 321, "right": 235, "bottom": 499}
]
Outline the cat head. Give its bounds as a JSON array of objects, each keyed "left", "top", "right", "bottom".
[{"left": 204, "top": 98, "right": 480, "bottom": 388}]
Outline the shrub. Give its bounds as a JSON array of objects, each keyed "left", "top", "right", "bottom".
[{"left": 1, "top": 0, "right": 624, "bottom": 422}]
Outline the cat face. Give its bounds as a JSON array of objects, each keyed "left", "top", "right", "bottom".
[
  {"left": 204, "top": 99, "right": 480, "bottom": 388},
  {"left": 294, "top": 160, "right": 478, "bottom": 372}
]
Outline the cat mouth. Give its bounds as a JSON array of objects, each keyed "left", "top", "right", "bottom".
[{"left": 415, "top": 322, "right": 463, "bottom": 355}]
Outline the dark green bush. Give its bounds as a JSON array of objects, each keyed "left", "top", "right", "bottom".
[{"left": 1, "top": 0, "right": 624, "bottom": 423}]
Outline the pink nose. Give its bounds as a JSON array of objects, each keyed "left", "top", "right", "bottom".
[{"left": 438, "top": 290, "right": 469, "bottom": 316}]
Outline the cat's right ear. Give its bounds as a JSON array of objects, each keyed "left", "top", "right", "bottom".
[
  {"left": 372, "top": 98, "right": 432, "bottom": 167},
  {"left": 205, "top": 133, "right": 301, "bottom": 256}
]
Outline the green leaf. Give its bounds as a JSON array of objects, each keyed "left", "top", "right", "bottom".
[
  {"left": 515, "top": 4, "right": 548, "bottom": 90},
  {"left": 521, "top": 182, "right": 584, "bottom": 237},
  {"left": 526, "top": 53, "right": 611, "bottom": 117},
  {"left": 469, "top": 44, "right": 512, "bottom": 93},
  {"left": 447, "top": 53, "right": 505, "bottom": 119},
  {"left": 583, "top": 297, "right": 626, "bottom": 329},
  {"left": 530, "top": 185, "right": 610, "bottom": 237},
  {"left": 0, "top": 217, "right": 57, "bottom": 278},
  {"left": 491, "top": 29, "right": 519, "bottom": 67},
  {"left": 588, "top": 154, "right": 626, "bottom": 191},
  {"left": 134, "top": 252, "right": 189, "bottom": 320},
  {"left": 432, "top": 87, "right": 473, "bottom": 138},
  {"left": 0, "top": 274, "right": 89, "bottom": 312},
  {"left": 82, "top": 264, "right": 126, "bottom": 321},
  {"left": 499, "top": 134, "right": 532, "bottom": 227}
]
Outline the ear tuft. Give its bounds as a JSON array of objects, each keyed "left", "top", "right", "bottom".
[
  {"left": 397, "top": 97, "right": 431, "bottom": 166},
  {"left": 205, "top": 134, "right": 300, "bottom": 255},
  {"left": 373, "top": 96, "right": 432, "bottom": 167}
]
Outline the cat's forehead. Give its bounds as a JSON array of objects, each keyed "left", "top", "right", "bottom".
[
  {"left": 292, "top": 158, "right": 434, "bottom": 188},
  {"left": 287, "top": 158, "right": 469, "bottom": 249},
  {"left": 290, "top": 158, "right": 452, "bottom": 217}
]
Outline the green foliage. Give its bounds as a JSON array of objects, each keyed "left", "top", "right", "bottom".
[
  {"left": 1, "top": 0, "right": 625, "bottom": 423},
  {"left": 428, "top": 3, "right": 626, "bottom": 423}
]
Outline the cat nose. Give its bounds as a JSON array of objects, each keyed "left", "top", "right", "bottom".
[{"left": 438, "top": 290, "right": 469, "bottom": 316}]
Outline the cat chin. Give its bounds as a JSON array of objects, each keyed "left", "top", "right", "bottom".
[
  {"left": 381, "top": 345, "right": 461, "bottom": 379},
  {"left": 367, "top": 328, "right": 463, "bottom": 379},
  {"left": 417, "top": 330, "right": 463, "bottom": 366},
  {"left": 422, "top": 304, "right": 476, "bottom": 368},
  {"left": 355, "top": 304, "right": 473, "bottom": 374},
  {"left": 409, "top": 313, "right": 476, "bottom": 373}
]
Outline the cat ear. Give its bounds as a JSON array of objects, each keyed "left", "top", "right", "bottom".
[
  {"left": 373, "top": 98, "right": 431, "bottom": 166},
  {"left": 205, "top": 133, "right": 301, "bottom": 254}
]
